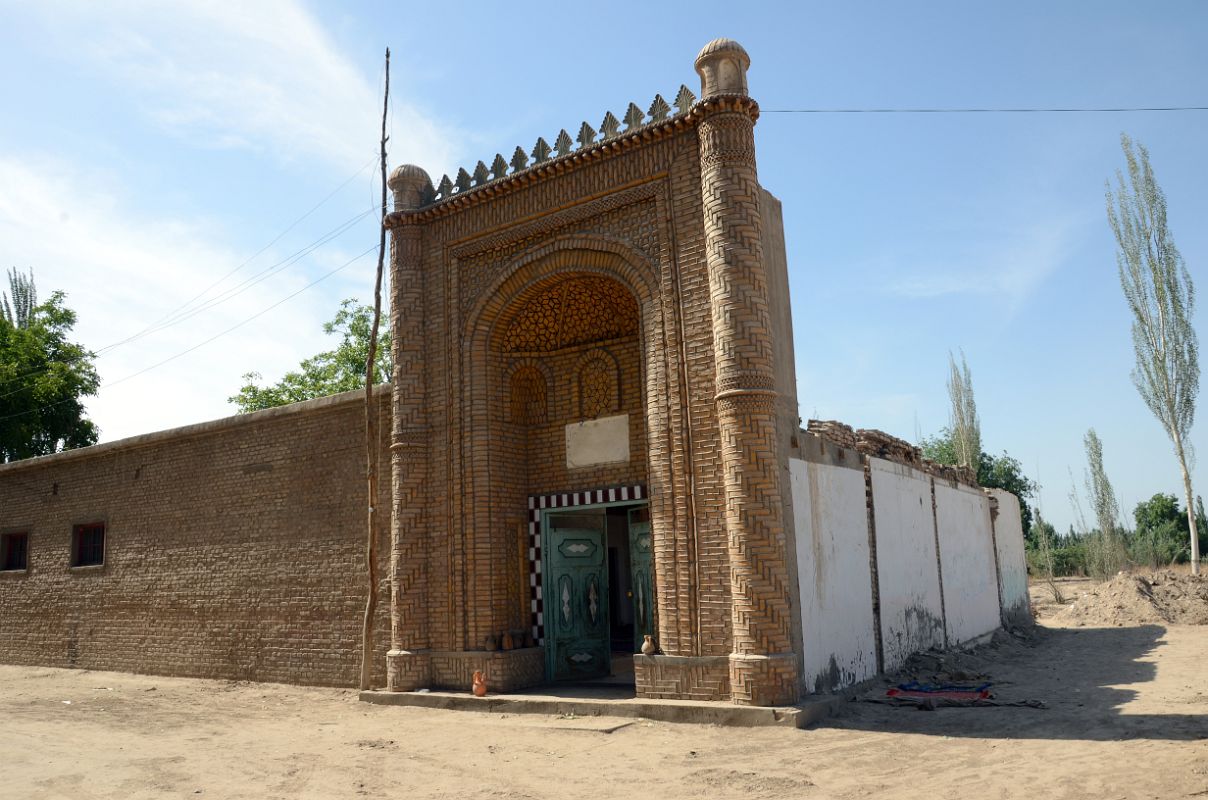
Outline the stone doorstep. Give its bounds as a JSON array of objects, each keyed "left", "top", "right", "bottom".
[{"left": 358, "top": 689, "right": 844, "bottom": 729}]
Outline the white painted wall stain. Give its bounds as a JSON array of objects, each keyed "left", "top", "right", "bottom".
[
  {"left": 869, "top": 457, "right": 945, "bottom": 673},
  {"left": 790, "top": 457, "right": 877, "bottom": 693},
  {"left": 935, "top": 482, "right": 1001, "bottom": 645},
  {"left": 988, "top": 488, "right": 1030, "bottom": 625}
]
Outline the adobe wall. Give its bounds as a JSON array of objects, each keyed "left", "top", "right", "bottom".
[
  {"left": 868, "top": 456, "right": 947, "bottom": 672},
  {"left": 988, "top": 488, "right": 1031, "bottom": 626},
  {"left": 791, "top": 422, "right": 1028, "bottom": 693},
  {"left": 789, "top": 436, "right": 877, "bottom": 693},
  {"left": 935, "top": 480, "right": 1001, "bottom": 646},
  {"left": 0, "top": 389, "right": 392, "bottom": 688}
]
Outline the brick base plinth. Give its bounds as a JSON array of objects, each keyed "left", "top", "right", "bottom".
[
  {"left": 389, "top": 648, "right": 545, "bottom": 693},
  {"left": 430, "top": 648, "right": 545, "bottom": 693},
  {"left": 633, "top": 654, "right": 730, "bottom": 701},
  {"left": 386, "top": 649, "right": 432, "bottom": 691},
  {"left": 729, "top": 652, "right": 799, "bottom": 706}
]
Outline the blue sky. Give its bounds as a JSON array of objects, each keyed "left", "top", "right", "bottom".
[{"left": 1, "top": 1, "right": 1205, "bottom": 533}]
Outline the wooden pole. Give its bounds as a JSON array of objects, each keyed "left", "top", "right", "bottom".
[{"left": 360, "top": 47, "right": 390, "bottom": 692}]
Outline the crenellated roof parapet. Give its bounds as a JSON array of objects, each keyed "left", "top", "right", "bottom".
[{"left": 384, "top": 88, "right": 761, "bottom": 226}]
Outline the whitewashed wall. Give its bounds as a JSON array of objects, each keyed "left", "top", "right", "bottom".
[
  {"left": 790, "top": 456, "right": 877, "bottom": 693},
  {"left": 934, "top": 481, "right": 1001, "bottom": 645},
  {"left": 988, "top": 488, "right": 1030, "bottom": 626},
  {"left": 869, "top": 458, "right": 945, "bottom": 673},
  {"left": 790, "top": 437, "right": 1027, "bottom": 695}
]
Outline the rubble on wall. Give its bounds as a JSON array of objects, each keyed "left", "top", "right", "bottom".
[
  {"left": 805, "top": 419, "right": 857, "bottom": 450},
  {"left": 801, "top": 419, "right": 980, "bottom": 490},
  {"left": 855, "top": 428, "right": 922, "bottom": 466}
]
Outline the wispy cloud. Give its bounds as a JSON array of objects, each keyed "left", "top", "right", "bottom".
[
  {"left": 21, "top": 0, "right": 461, "bottom": 174},
  {"left": 0, "top": 155, "right": 377, "bottom": 442},
  {"left": 883, "top": 215, "right": 1088, "bottom": 307}
]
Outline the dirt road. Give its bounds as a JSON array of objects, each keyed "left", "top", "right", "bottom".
[{"left": 3, "top": 613, "right": 1207, "bottom": 799}]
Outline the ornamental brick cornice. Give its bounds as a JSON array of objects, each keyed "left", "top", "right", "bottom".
[{"left": 384, "top": 95, "right": 759, "bottom": 229}]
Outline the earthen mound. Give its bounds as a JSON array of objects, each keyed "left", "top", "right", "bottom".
[{"left": 1057, "top": 570, "right": 1208, "bottom": 626}]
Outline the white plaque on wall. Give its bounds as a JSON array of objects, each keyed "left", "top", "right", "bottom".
[{"left": 565, "top": 414, "right": 629, "bottom": 469}]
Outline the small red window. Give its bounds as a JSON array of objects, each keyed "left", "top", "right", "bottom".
[
  {"left": 72, "top": 523, "right": 105, "bottom": 567},
  {"left": 1, "top": 532, "right": 27, "bottom": 571}
]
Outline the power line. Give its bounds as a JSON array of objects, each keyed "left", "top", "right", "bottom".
[
  {"left": 0, "top": 205, "right": 378, "bottom": 397},
  {"left": 0, "top": 158, "right": 381, "bottom": 392},
  {"left": 136, "top": 154, "right": 378, "bottom": 335},
  {"left": 94, "top": 206, "right": 378, "bottom": 354},
  {"left": 0, "top": 243, "right": 379, "bottom": 424},
  {"left": 763, "top": 105, "right": 1208, "bottom": 114}
]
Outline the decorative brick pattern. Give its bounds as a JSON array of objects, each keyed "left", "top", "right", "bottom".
[
  {"left": 390, "top": 222, "right": 430, "bottom": 666},
  {"left": 500, "top": 275, "right": 639, "bottom": 353},
  {"left": 577, "top": 351, "right": 620, "bottom": 419},
  {"left": 633, "top": 654, "right": 729, "bottom": 700},
  {"left": 697, "top": 101, "right": 799, "bottom": 704},
  {"left": 509, "top": 365, "right": 549, "bottom": 426},
  {"left": 380, "top": 40, "right": 802, "bottom": 706}
]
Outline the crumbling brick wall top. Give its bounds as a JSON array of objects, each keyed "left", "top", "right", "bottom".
[{"left": 801, "top": 419, "right": 980, "bottom": 489}]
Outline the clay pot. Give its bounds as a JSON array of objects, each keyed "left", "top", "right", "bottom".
[
  {"left": 640, "top": 635, "right": 657, "bottom": 656},
  {"left": 523, "top": 631, "right": 535, "bottom": 648},
  {"left": 501, "top": 631, "right": 515, "bottom": 651},
  {"left": 472, "top": 670, "right": 487, "bottom": 697},
  {"left": 484, "top": 634, "right": 498, "bottom": 652}
]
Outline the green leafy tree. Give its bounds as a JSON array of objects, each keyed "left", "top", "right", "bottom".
[
  {"left": 1107, "top": 134, "right": 1200, "bottom": 574},
  {"left": 229, "top": 298, "right": 390, "bottom": 413},
  {"left": 920, "top": 428, "right": 1037, "bottom": 537},
  {"left": 1129, "top": 492, "right": 1208, "bottom": 567},
  {"left": 0, "top": 270, "right": 100, "bottom": 462}
]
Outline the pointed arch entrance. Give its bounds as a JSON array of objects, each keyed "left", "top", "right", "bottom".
[{"left": 473, "top": 262, "right": 654, "bottom": 682}]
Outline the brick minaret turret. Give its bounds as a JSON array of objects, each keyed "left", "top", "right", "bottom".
[
  {"left": 385, "top": 164, "right": 432, "bottom": 691},
  {"left": 694, "top": 38, "right": 800, "bottom": 706}
]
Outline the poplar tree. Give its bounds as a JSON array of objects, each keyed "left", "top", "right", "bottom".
[
  {"left": 947, "top": 350, "right": 980, "bottom": 471},
  {"left": 1106, "top": 134, "right": 1201, "bottom": 575},
  {"left": 0, "top": 270, "right": 100, "bottom": 461},
  {"left": 1083, "top": 428, "right": 1124, "bottom": 579}
]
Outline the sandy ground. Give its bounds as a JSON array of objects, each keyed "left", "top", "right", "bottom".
[{"left": 4, "top": 599, "right": 1208, "bottom": 799}]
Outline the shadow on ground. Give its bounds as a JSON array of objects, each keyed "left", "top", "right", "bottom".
[{"left": 822, "top": 624, "right": 1207, "bottom": 742}]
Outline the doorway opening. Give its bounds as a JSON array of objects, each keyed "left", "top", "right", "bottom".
[{"left": 541, "top": 500, "right": 652, "bottom": 686}]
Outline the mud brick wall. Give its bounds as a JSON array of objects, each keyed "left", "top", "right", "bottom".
[{"left": 0, "top": 389, "right": 392, "bottom": 688}]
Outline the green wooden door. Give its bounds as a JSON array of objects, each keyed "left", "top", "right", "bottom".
[
  {"left": 545, "top": 512, "right": 610, "bottom": 681},
  {"left": 628, "top": 506, "right": 654, "bottom": 653}
]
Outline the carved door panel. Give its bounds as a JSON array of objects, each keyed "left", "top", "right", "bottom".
[
  {"left": 545, "top": 512, "right": 610, "bottom": 681},
  {"left": 627, "top": 506, "right": 654, "bottom": 653}
]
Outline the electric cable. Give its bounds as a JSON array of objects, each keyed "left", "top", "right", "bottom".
[
  {"left": 136, "top": 154, "right": 377, "bottom": 335},
  {"left": 762, "top": 105, "right": 1208, "bottom": 114},
  {"left": 0, "top": 243, "right": 379, "bottom": 424}
]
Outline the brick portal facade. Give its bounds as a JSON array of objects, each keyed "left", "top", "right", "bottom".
[
  {"left": 0, "top": 38, "right": 812, "bottom": 706},
  {"left": 383, "top": 39, "right": 801, "bottom": 705}
]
